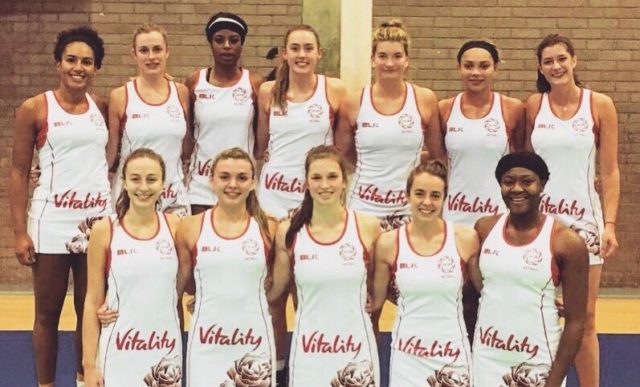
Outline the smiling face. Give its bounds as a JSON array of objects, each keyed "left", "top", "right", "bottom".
[
  {"left": 407, "top": 172, "right": 446, "bottom": 222},
  {"left": 458, "top": 47, "right": 496, "bottom": 93},
  {"left": 123, "top": 156, "right": 165, "bottom": 210},
  {"left": 56, "top": 41, "right": 96, "bottom": 92},
  {"left": 210, "top": 157, "right": 255, "bottom": 207},
  {"left": 306, "top": 157, "right": 346, "bottom": 206},
  {"left": 210, "top": 29, "right": 243, "bottom": 67},
  {"left": 133, "top": 31, "right": 169, "bottom": 76},
  {"left": 499, "top": 167, "right": 545, "bottom": 215},
  {"left": 538, "top": 43, "right": 577, "bottom": 89},
  {"left": 283, "top": 29, "right": 321, "bottom": 75},
  {"left": 372, "top": 40, "right": 409, "bottom": 81}
]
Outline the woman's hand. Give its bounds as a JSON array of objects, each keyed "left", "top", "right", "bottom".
[{"left": 96, "top": 301, "right": 119, "bottom": 326}]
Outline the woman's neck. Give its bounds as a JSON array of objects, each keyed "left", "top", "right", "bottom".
[
  {"left": 310, "top": 203, "right": 345, "bottom": 227},
  {"left": 374, "top": 78, "right": 405, "bottom": 99},
  {"left": 409, "top": 216, "right": 444, "bottom": 238},
  {"left": 124, "top": 206, "right": 157, "bottom": 227},
  {"left": 288, "top": 72, "right": 317, "bottom": 95},
  {"left": 55, "top": 86, "right": 87, "bottom": 105},
  {"left": 215, "top": 203, "right": 248, "bottom": 223},
  {"left": 137, "top": 73, "right": 167, "bottom": 89},
  {"left": 463, "top": 87, "right": 493, "bottom": 106},
  {"left": 548, "top": 83, "right": 581, "bottom": 106},
  {"left": 212, "top": 64, "right": 242, "bottom": 83}
]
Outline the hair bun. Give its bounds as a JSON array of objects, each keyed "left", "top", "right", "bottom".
[{"left": 381, "top": 19, "right": 404, "bottom": 28}]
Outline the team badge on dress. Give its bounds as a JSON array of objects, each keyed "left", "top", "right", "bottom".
[
  {"left": 571, "top": 117, "right": 590, "bottom": 135},
  {"left": 437, "top": 255, "right": 456, "bottom": 274},
  {"left": 143, "top": 354, "right": 182, "bottom": 387},
  {"left": 242, "top": 238, "right": 260, "bottom": 257},
  {"left": 90, "top": 113, "right": 106, "bottom": 130},
  {"left": 220, "top": 351, "right": 272, "bottom": 387},
  {"left": 332, "top": 360, "right": 375, "bottom": 387},
  {"left": 232, "top": 87, "right": 250, "bottom": 104},
  {"left": 166, "top": 104, "right": 182, "bottom": 120},
  {"left": 398, "top": 113, "right": 415, "bottom": 131},
  {"left": 155, "top": 238, "right": 174, "bottom": 258},
  {"left": 501, "top": 362, "right": 550, "bottom": 387},
  {"left": 339, "top": 242, "right": 357, "bottom": 262},
  {"left": 307, "top": 103, "right": 323, "bottom": 121},
  {"left": 522, "top": 248, "right": 543, "bottom": 267},
  {"left": 484, "top": 118, "right": 500, "bottom": 135}
]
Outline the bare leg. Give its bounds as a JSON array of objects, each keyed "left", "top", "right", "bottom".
[
  {"left": 32, "top": 253, "right": 73, "bottom": 387},
  {"left": 575, "top": 264, "right": 602, "bottom": 387},
  {"left": 70, "top": 253, "right": 87, "bottom": 382}
]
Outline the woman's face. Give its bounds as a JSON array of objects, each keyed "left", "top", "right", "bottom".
[
  {"left": 538, "top": 43, "right": 577, "bottom": 89},
  {"left": 499, "top": 167, "right": 544, "bottom": 216},
  {"left": 458, "top": 47, "right": 496, "bottom": 93},
  {"left": 283, "top": 29, "right": 321, "bottom": 75},
  {"left": 306, "top": 157, "right": 346, "bottom": 206},
  {"left": 210, "top": 29, "right": 243, "bottom": 67},
  {"left": 56, "top": 41, "right": 96, "bottom": 92},
  {"left": 407, "top": 172, "right": 446, "bottom": 222},
  {"left": 372, "top": 41, "right": 409, "bottom": 81},
  {"left": 210, "top": 158, "right": 255, "bottom": 207},
  {"left": 133, "top": 31, "right": 169, "bottom": 76},
  {"left": 123, "top": 157, "right": 164, "bottom": 210}
]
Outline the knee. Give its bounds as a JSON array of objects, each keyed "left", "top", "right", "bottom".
[{"left": 34, "top": 307, "right": 63, "bottom": 327}]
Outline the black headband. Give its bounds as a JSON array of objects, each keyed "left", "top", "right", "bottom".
[
  {"left": 206, "top": 16, "right": 247, "bottom": 44},
  {"left": 495, "top": 152, "right": 550, "bottom": 182}
]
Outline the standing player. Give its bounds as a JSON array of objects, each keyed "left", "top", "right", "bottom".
[
  {"left": 178, "top": 148, "right": 277, "bottom": 386},
  {"left": 83, "top": 149, "right": 188, "bottom": 387},
  {"left": 336, "top": 19, "right": 440, "bottom": 231},
  {"left": 9, "top": 27, "right": 111, "bottom": 387},
  {"left": 526, "top": 34, "right": 620, "bottom": 387},
  {"left": 371, "top": 160, "right": 476, "bottom": 386},
  {"left": 255, "top": 24, "right": 348, "bottom": 220},
  {"left": 267, "top": 146, "right": 381, "bottom": 386},
  {"left": 434, "top": 40, "right": 525, "bottom": 344},
  {"left": 470, "top": 151, "right": 588, "bottom": 387},
  {"left": 108, "top": 24, "right": 191, "bottom": 217},
  {"left": 185, "top": 12, "right": 264, "bottom": 214}
]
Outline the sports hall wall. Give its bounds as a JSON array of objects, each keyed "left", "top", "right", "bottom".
[{"left": 0, "top": 0, "right": 637, "bottom": 289}]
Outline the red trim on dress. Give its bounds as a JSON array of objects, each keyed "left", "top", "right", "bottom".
[
  {"left": 304, "top": 209, "right": 349, "bottom": 246},
  {"left": 191, "top": 210, "right": 208, "bottom": 267},
  {"left": 133, "top": 79, "right": 172, "bottom": 106},
  {"left": 369, "top": 82, "right": 408, "bottom": 116},
  {"left": 36, "top": 93, "right": 49, "bottom": 150},
  {"left": 120, "top": 211, "right": 161, "bottom": 241},
  {"left": 548, "top": 88, "right": 583, "bottom": 120},
  {"left": 405, "top": 219, "right": 448, "bottom": 257},
  {"left": 460, "top": 91, "right": 494, "bottom": 120},
  {"left": 590, "top": 90, "right": 600, "bottom": 149},
  {"left": 353, "top": 211, "right": 369, "bottom": 259},
  {"left": 210, "top": 206, "right": 250, "bottom": 240},
  {"left": 549, "top": 220, "right": 562, "bottom": 287},
  {"left": 390, "top": 227, "right": 400, "bottom": 274},
  {"left": 105, "top": 217, "right": 114, "bottom": 277}
]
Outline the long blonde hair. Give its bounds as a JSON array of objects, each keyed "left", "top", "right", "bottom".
[
  {"left": 271, "top": 24, "right": 321, "bottom": 113},
  {"left": 210, "top": 147, "right": 272, "bottom": 240}
]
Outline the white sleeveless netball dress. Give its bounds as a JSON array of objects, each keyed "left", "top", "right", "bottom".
[
  {"left": 28, "top": 91, "right": 111, "bottom": 254},
  {"left": 389, "top": 221, "right": 472, "bottom": 387},
  {"left": 258, "top": 75, "right": 333, "bottom": 219},
  {"left": 443, "top": 92, "right": 509, "bottom": 226},
  {"left": 188, "top": 68, "right": 256, "bottom": 206},
  {"left": 289, "top": 211, "right": 379, "bottom": 387},
  {"left": 186, "top": 208, "right": 275, "bottom": 387},
  {"left": 473, "top": 214, "right": 564, "bottom": 387},
  {"left": 114, "top": 80, "right": 189, "bottom": 216},
  {"left": 348, "top": 84, "right": 423, "bottom": 231},
  {"left": 531, "top": 89, "right": 604, "bottom": 265},
  {"left": 97, "top": 213, "right": 182, "bottom": 387}
]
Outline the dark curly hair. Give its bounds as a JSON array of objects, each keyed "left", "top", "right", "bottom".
[{"left": 53, "top": 26, "right": 105, "bottom": 69}]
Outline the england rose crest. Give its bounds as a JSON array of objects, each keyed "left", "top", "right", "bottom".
[
  {"left": 307, "top": 103, "right": 323, "bottom": 120},
  {"left": 437, "top": 255, "right": 456, "bottom": 274},
  {"left": 484, "top": 118, "right": 500, "bottom": 134},
  {"left": 233, "top": 87, "right": 249, "bottom": 104},
  {"left": 522, "top": 248, "right": 543, "bottom": 267},
  {"left": 242, "top": 238, "right": 260, "bottom": 256},
  {"left": 398, "top": 113, "right": 415, "bottom": 131},
  {"left": 339, "top": 242, "right": 357, "bottom": 261}
]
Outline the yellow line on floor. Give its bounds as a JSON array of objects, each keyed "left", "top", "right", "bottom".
[{"left": 1, "top": 294, "right": 638, "bottom": 334}]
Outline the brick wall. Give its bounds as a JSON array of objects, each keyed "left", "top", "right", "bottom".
[
  {"left": 1, "top": 0, "right": 638, "bottom": 288},
  {"left": 373, "top": 0, "right": 639, "bottom": 287},
  {"left": 0, "top": 0, "right": 302, "bottom": 290}
]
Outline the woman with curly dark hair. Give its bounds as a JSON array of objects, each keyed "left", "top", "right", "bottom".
[{"left": 9, "top": 26, "right": 111, "bottom": 387}]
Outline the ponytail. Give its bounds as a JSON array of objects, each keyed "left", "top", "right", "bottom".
[
  {"left": 271, "top": 61, "right": 290, "bottom": 113},
  {"left": 115, "top": 190, "right": 130, "bottom": 223},
  {"left": 285, "top": 190, "right": 313, "bottom": 248},
  {"left": 247, "top": 190, "right": 272, "bottom": 241}
]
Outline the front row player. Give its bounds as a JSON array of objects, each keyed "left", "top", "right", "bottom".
[{"left": 470, "top": 152, "right": 588, "bottom": 387}]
